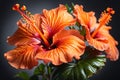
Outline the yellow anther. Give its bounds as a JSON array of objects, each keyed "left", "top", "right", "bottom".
[{"left": 21, "top": 5, "right": 27, "bottom": 11}]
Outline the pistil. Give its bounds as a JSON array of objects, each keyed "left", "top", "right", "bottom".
[
  {"left": 12, "top": 4, "right": 50, "bottom": 47},
  {"left": 91, "top": 8, "right": 115, "bottom": 38}
]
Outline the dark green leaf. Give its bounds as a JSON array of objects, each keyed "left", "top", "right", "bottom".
[
  {"left": 15, "top": 72, "right": 29, "bottom": 80},
  {"left": 34, "top": 63, "right": 45, "bottom": 75},
  {"left": 29, "top": 75, "right": 39, "bottom": 80},
  {"left": 42, "top": 77, "right": 47, "bottom": 80},
  {"left": 88, "top": 60, "right": 105, "bottom": 67},
  {"left": 83, "top": 63, "right": 94, "bottom": 78},
  {"left": 81, "top": 67, "right": 87, "bottom": 79},
  {"left": 80, "top": 27, "right": 86, "bottom": 36},
  {"left": 65, "top": 4, "right": 73, "bottom": 14},
  {"left": 47, "top": 65, "right": 52, "bottom": 75},
  {"left": 52, "top": 53, "right": 106, "bottom": 80}
]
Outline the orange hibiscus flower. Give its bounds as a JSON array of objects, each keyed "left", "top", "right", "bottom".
[
  {"left": 74, "top": 5, "right": 119, "bottom": 61},
  {"left": 4, "top": 4, "right": 85, "bottom": 69}
]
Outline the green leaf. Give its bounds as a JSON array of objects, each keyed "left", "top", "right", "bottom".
[
  {"left": 83, "top": 63, "right": 94, "bottom": 78},
  {"left": 42, "top": 77, "right": 47, "bottom": 80},
  {"left": 34, "top": 63, "right": 45, "bottom": 75},
  {"left": 52, "top": 48, "right": 106, "bottom": 80},
  {"left": 88, "top": 59, "right": 105, "bottom": 67},
  {"left": 80, "top": 27, "right": 86, "bottom": 36},
  {"left": 65, "top": 4, "right": 73, "bottom": 14},
  {"left": 29, "top": 75, "right": 39, "bottom": 80},
  {"left": 15, "top": 71, "right": 29, "bottom": 80}
]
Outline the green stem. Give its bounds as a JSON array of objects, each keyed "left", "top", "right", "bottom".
[{"left": 46, "top": 64, "right": 52, "bottom": 80}]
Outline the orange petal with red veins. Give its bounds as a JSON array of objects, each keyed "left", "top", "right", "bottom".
[
  {"left": 86, "top": 27, "right": 108, "bottom": 51},
  {"left": 4, "top": 45, "right": 39, "bottom": 69},
  {"left": 106, "top": 43, "right": 119, "bottom": 61},
  {"left": 105, "top": 33, "right": 119, "bottom": 61},
  {"left": 41, "top": 4, "right": 76, "bottom": 38},
  {"left": 7, "top": 28, "right": 40, "bottom": 46},
  {"left": 74, "top": 5, "right": 96, "bottom": 30},
  {"left": 7, "top": 14, "right": 43, "bottom": 46},
  {"left": 52, "top": 29, "right": 84, "bottom": 41},
  {"left": 36, "top": 30, "right": 85, "bottom": 65}
]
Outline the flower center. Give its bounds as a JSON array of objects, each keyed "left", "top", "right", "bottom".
[{"left": 12, "top": 4, "right": 50, "bottom": 47}]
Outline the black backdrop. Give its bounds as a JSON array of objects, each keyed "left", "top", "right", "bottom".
[{"left": 0, "top": 0, "right": 120, "bottom": 80}]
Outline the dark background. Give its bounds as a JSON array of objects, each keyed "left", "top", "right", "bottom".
[{"left": 0, "top": 0, "right": 120, "bottom": 80}]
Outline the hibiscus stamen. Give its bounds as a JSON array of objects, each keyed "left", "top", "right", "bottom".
[
  {"left": 21, "top": 5, "right": 27, "bottom": 11},
  {"left": 12, "top": 4, "right": 50, "bottom": 47},
  {"left": 91, "top": 7, "right": 115, "bottom": 38}
]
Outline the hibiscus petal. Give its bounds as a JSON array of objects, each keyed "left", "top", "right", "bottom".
[
  {"left": 86, "top": 24, "right": 119, "bottom": 60},
  {"left": 41, "top": 4, "right": 76, "bottom": 38},
  {"left": 86, "top": 27, "right": 108, "bottom": 51},
  {"left": 105, "top": 33, "right": 119, "bottom": 61},
  {"left": 100, "top": 26, "right": 118, "bottom": 45},
  {"left": 4, "top": 45, "right": 39, "bottom": 69},
  {"left": 53, "top": 30, "right": 85, "bottom": 60},
  {"left": 74, "top": 4, "right": 96, "bottom": 30},
  {"left": 106, "top": 44, "right": 119, "bottom": 61},
  {"left": 36, "top": 30, "right": 85, "bottom": 65},
  {"left": 52, "top": 29, "right": 84, "bottom": 41},
  {"left": 7, "top": 27, "right": 41, "bottom": 46}
]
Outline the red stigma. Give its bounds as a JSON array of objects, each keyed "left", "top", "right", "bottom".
[
  {"left": 107, "top": 8, "right": 115, "bottom": 14},
  {"left": 12, "top": 4, "right": 20, "bottom": 10}
]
